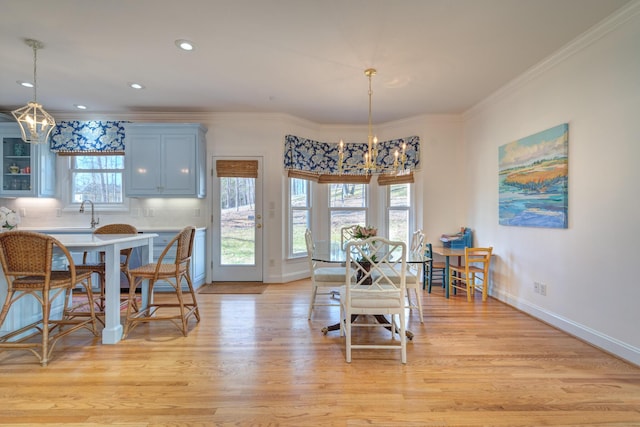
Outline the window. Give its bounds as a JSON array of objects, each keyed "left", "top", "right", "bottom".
[
  {"left": 68, "top": 155, "right": 125, "bottom": 207},
  {"left": 329, "top": 183, "right": 368, "bottom": 249},
  {"left": 387, "top": 183, "right": 412, "bottom": 246},
  {"left": 289, "top": 178, "right": 311, "bottom": 257}
]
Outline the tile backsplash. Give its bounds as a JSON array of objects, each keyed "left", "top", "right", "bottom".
[{"left": 1, "top": 197, "right": 208, "bottom": 230}]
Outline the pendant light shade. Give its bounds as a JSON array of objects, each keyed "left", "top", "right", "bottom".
[{"left": 11, "top": 39, "right": 56, "bottom": 144}]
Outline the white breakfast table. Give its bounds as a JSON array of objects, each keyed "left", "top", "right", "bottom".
[{"left": 48, "top": 233, "right": 158, "bottom": 344}]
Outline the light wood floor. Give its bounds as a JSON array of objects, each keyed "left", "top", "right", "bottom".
[{"left": 1, "top": 279, "right": 639, "bottom": 426}]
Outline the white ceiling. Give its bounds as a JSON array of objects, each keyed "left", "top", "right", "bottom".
[{"left": 0, "top": 0, "right": 631, "bottom": 124}]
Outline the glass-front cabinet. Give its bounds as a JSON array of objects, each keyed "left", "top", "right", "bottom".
[{"left": 0, "top": 123, "right": 56, "bottom": 197}]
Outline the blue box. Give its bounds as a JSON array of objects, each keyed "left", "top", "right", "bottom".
[{"left": 441, "top": 228, "right": 473, "bottom": 249}]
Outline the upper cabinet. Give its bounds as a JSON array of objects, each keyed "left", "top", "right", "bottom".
[
  {"left": 0, "top": 123, "right": 56, "bottom": 198},
  {"left": 124, "top": 123, "right": 207, "bottom": 198}
]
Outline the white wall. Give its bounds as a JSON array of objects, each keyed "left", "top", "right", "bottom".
[{"left": 461, "top": 3, "right": 640, "bottom": 365}]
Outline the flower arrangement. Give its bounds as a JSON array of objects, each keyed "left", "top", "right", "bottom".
[
  {"left": 0, "top": 207, "right": 20, "bottom": 230},
  {"left": 353, "top": 225, "right": 377, "bottom": 239}
]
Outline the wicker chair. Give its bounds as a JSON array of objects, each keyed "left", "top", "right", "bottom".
[
  {"left": 0, "top": 231, "right": 99, "bottom": 366},
  {"left": 74, "top": 224, "right": 138, "bottom": 318},
  {"left": 123, "top": 226, "right": 200, "bottom": 338}
]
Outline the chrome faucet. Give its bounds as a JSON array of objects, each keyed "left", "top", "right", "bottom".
[{"left": 79, "top": 200, "right": 99, "bottom": 229}]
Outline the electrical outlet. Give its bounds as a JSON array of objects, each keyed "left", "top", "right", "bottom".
[
  {"left": 540, "top": 283, "right": 547, "bottom": 296},
  {"left": 56, "top": 208, "right": 62, "bottom": 217},
  {"left": 194, "top": 208, "right": 201, "bottom": 217},
  {"left": 20, "top": 208, "right": 27, "bottom": 217}
]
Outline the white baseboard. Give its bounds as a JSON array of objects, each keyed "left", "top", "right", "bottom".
[
  {"left": 493, "top": 289, "right": 640, "bottom": 367},
  {"left": 263, "top": 271, "right": 310, "bottom": 284}
]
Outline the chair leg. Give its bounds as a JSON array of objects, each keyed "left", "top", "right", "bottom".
[
  {"left": 97, "top": 272, "right": 106, "bottom": 312},
  {"left": 64, "top": 278, "right": 99, "bottom": 337},
  {"left": 482, "top": 273, "right": 488, "bottom": 301},
  {"left": 174, "top": 274, "right": 189, "bottom": 337},
  {"left": 122, "top": 275, "right": 141, "bottom": 339},
  {"left": 345, "top": 311, "right": 352, "bottom": 363},
  {"left": 399, "top": 311, "right": 407, "bottom": 364},
  {"left": 307, "top": 285, "right": 318, "bottom": 319},
  {"left": 415, "top": 288, "right": 424, "bottom": 323},
  {"left": 183, "top": 272, "right": 200, "bottom": 322},
  {"left": 40, "top": 287, "right": 51, "bottom": 367}
]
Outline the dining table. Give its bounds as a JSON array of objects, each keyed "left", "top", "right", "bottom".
[
  {"left": 311, "top": 245, "right": 430, "bottom": 340},
  {"left": 430, "top": 246, "right": 465, "bottom": 298},
  {"left": 49, "top": 233, "right": 158, "bottom": 344}
]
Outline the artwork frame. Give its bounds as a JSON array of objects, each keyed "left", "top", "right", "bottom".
[{"left": 499, "top": 123, "right": 568, "bottom": 228}]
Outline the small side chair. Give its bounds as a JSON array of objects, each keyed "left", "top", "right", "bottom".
[
  {"left": 449, "top": 247, "right": 493, "bottom": 301},
  {"left": 425, "top": 243, "right": 446, "bottom": 293}
]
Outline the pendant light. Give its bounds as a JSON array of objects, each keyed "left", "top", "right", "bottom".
[{"left": 11, "top": 38, "right": 56, "bottom": 144}]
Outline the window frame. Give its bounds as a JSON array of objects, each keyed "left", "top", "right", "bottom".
[
  {"left": 385, "top": 182, "right": 414, "bottom": 247},
  {"left": 328, "top": 183, "right": 369, "bottom": 250},
  {"left": 288, "top": 177, "right": 312, "bottom": 258},
  {"left": 62, "top": 153, "right": 129, "bottom": 212}
]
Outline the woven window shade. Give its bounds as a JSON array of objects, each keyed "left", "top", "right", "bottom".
[
  {"left": 377, "top": 172, "right": 415, "bottom": 186},
  {"left": 317, "top": 174, "right": 372, "bottom": 184},
  {"left": 216, "top": 160, "right": 258, "bottom": 178},
  {"left": 287, "top": 170, "right": 320, "bottom": 182}
]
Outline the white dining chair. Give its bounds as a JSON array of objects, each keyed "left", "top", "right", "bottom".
[
  {"left": 305, "top": 229, "right": 344, "bottom": 319},
  {"left": 405, "top": 230, "right": 425, "bottom": 323},
  {"left": 341, "top": 237, "right": 407, "bottom": 364}
]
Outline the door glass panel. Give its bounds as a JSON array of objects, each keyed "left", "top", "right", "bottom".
[{"left": 220, "top": 177, "right": 256, "bottom": 265}]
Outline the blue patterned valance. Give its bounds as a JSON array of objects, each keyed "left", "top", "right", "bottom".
[
  {"left": 50, "top": 121, "right": 128, "bottom": 153},
  {"left": 284, "top": 134, "right": 420, "bottom": 175}
]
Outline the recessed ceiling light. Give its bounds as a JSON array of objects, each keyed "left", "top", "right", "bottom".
[
  {"left": 74, "top": 104, "right": 88, "bottom": 110},
  {"left": 175, "top": 39, "right": 195, "bottom": 51},
  {"left": 17, "top": 80, "right": 34, "bottom": 88},
  {"left": 129, "top": 82, "right": 145, "bottom": 90}
]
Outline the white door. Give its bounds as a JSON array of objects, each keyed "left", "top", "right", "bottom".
[{"left": 211, "top": 157, "right": 263, "bottom": 281}]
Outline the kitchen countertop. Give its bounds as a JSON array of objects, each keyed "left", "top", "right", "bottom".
[{"left": 17, "top": 226, "right": 207, "bottom": 233}]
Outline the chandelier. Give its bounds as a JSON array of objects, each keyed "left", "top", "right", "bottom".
[
  {"left": 337, "top": 68, "right": 407, "bottom": 176},
  {"left": 11, "top": 39, "right": 56, "bottom": 144}
]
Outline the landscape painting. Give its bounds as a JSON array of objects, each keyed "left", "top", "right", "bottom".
[{"left": 499, "top": 123, "right": 568, "bottom": 228}]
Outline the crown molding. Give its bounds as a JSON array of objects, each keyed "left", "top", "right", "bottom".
[{"left": 463, "top": 0, "right": 640, "bottom": 121}]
